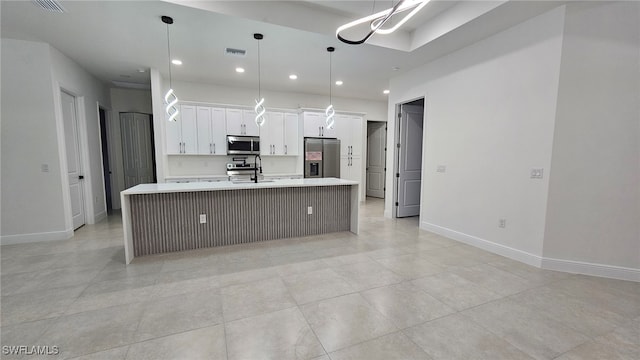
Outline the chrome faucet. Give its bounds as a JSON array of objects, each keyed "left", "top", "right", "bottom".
[{"left": 252, "top": 154, "right": 262, "bottom": 183}]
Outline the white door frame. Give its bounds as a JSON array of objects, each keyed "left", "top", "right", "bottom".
[
  {"left": 54, "top": 84, "right": 97, "bottom": 232},
  {"left": 391, "top": 96, "right": 426, "bottom": 219}
]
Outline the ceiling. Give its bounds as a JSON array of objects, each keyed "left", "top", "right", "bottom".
[{"left": 1, "top": 1, "right": 564, "bottom": 101}]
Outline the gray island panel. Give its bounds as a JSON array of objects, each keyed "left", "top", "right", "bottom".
[{"left": 125, "top": 184, "right": 355, "bottom": 261}]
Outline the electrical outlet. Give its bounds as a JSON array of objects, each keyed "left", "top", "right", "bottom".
[
  {"left": 307, "top": 206, "right": 313, "bottom": 215},
  {"left": 41, "top": 164, "right": 49, "bottom": 172},
  {"left": 199, "top": 214, "right": 207, "bottom": 224},
  {"left": 95, "top": 196, "right": 99, "bottom": 203},
  {"left": 530, "top": 168, "right": 544, "bottom": 179},
  {"left": 498, "top": 218, "right": 506, "bottom": 228},
  {"left": 437, "top": 165, "right": 446, "bottom": 173}
]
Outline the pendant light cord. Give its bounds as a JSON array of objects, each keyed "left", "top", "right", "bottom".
[
  {"left": 329, "top": 51, "right": 332, "bottom": 104},
  {"left": 257, "top": 39, "right": 261, "bottom": 99},
  {"left": 166, "top": 23, "right": 173, "bottom": 88}
]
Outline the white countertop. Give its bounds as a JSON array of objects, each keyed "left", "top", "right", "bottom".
[
  {"left": 122, "top": 178, "right": 358, "bottom": 195},
  {"left": 164, "top": 173, "right": 303, "bottom": 179}
]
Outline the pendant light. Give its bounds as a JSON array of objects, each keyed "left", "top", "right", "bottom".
[
  {"left": 162, "top": 15, "right": 179, "bottom": 122},
  {"left": 253, "top": 33, "right": 266, "bottom": 127},
  {"left": 337, "top": 0, "right": 429, "bottom": 45},
  {"left": 325, "top": 47, "right": 336, "bottom": 129}
]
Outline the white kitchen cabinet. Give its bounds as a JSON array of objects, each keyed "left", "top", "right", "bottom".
[
  {"left": 261, "top": 112, "right": 284, "bottom": 155},
  {"left": 303, "top": 111, "right": 336, "bottom": 138},
  {"left": 283, "top": 113, "right": 299, "bottom": 155},
  {"left": 165, "top": 178, "right": 198, "bottom": 183},
  {"left": 340, "top": 156, "right": 362, "bottom": 182},
  {"left": 199, "top": 176, "right": 229, "bottom": 182},
  {"left": 260, "top": 112, "right": 299, "bottom": 156},
  {"left": 336, "top": 114, "right": 363, "bottom": 157},
  {"left": 196, "top": 106, "right": 226, "bottom": 155},
  {"left": 166, "top": 105, "right": 198, "bottom": 154},
  {"left": 226, "top": 108, "right": 260, "bottom": 136}
]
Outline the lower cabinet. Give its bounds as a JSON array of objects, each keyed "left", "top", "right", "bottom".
[{"left": 340, "top": 156, "right": 362, "bottom": 182}]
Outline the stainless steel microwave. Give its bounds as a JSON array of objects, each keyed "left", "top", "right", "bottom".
[{"left": 227, "top": 136, "right": 260, "bottom": 155}]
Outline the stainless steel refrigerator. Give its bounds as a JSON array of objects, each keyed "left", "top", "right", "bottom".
[{"left": 304, "top": 138, "right": 340, "bottom": 178}]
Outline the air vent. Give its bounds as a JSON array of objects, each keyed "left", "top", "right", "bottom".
[
  {"left": 225, "top": 48, "right": 246, "bottom": 57},
  {"left": 32, "top": 0, "right": 66, "bottom": 13}
]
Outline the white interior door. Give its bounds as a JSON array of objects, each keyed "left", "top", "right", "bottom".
[
  {"left": 366, "top": 122, "right": 386, "bottom": 198},
  {"left": 61, "top": 91, "right": 85, "bottom": 229},
  {"left": 396, "top": 104, "right": 424, "bottom": 217}
]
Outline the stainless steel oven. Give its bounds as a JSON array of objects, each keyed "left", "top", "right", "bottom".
[{"left": 227, "top": 136, "right": 260, "bottom": 155}]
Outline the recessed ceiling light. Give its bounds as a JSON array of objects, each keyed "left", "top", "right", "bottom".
[
  {"left": 383, "top": 89, "right": 390, "bottom": 94},
  {"left": 235, "top": 67, "right": 245, "bottom": 73},
  {"left": 289, "top": 74, "right": 298, "bottom": 80},
  {"left": 335, "top": 80, "right": 343, "bottom": 86},
  {"left": 137, "top": 68, "right": 146, "bottom": 73},
  {"left": 171, "top": 59, "right": 182, "bottom": 65},
  {"left": 392, "top": 66, "right": 400, "bottom": 71}
]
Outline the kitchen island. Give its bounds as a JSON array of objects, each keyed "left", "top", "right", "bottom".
[{"left": 121, "top": 178, "right": 359, "bottom": 264}]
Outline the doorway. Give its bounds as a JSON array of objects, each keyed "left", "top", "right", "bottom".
[
  {"left": 99, "top": 108, "right": 112, "bottom": 212},
  {"left": 61, "top": 90, "right": 85, "bottom": 229},
  {"left": 366, "top": 121, "right": 387, "bottom": 198},
  {"left": 394, "top": 98, "right": 425, "bottom": 218}
]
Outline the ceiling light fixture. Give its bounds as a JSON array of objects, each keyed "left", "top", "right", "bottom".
[
  {"left": 325, "top": 47, "right": 336, "bottom": 129},
  {"left": 253, "top": 33, "right": 266, "bottom": 127},
  {"left": 383, "top": 89, "right": 390, "bottom": 94},
  {"left": 162, "top": 16, "right": 179, "bottom": 122},
  {"left": 336, "top": 0, "right": 429, "bottom": 45},
  {"left": 289, "top": 74, "right": 298, "bottom": 80},
  {"left": 171, "top": 59, "right": 183, "bottom": 65},
  {"left": 235, "top": 67, "right": 245, "bottom": 73},
  {"left": 335, "top": 80, "right": 343, "bottom": 86}
]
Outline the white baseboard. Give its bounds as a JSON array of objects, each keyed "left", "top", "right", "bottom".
[
  {"left": 541, "top": 257, "right": 640, "bottom": 282},
  {"left": 1, "top": 228, "right": 73, "bottom": 245},
  {"left": 420, "top": 221, "right": 542, "bottom": 267},
  {"left": 94, "top": 211, "right": 108, "bottom": 223},
  {"left": 420, "top": 221, "right": 639, "bottom": 282}
]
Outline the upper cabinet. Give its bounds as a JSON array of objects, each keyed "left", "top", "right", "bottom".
[
  {"left": 283, "top": 113, "right": 299, "bottom": 156},
  {"left": 302, "top": 111, "right": 336, "bottom": 138},
  {"left": 226, "top": 108, "right": 260, "bottom": 136},
  {"left": 335, "top": 114, "right": 363, "bottom": 157},
  {"left": 260, "top": 112, "right": 299, "bottom": 156},
  {"left": 196, "top": 106, "right": 227, "bottom": 155},
  {"left": 166, "top": 104, "right": 198, "bottom": 154}
]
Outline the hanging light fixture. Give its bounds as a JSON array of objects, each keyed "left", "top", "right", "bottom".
[
  {"left": 337, "top": 0, "right": 429, "bottom": 45},
  {"left": 162, "top": 15, "right": 179, "bottom": 122},
  {"left": 253, "top": 33, "right": 266, "bottom": 127},
  {"left": 325, "top": 47, "right": 336, "bottom": 129}
]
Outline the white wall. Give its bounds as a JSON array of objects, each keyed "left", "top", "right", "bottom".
[
  {"left": 109, "top": 88, "right": 152, "bottom": 209},
  {"left": 385, "top": 7, "right": 565, "bottom": 262},
  {"left": 543, "top": 1, "right": 640, "bottom": 271},
  {"left": 1, "top": 38, "right": 110, "bottom": 244},
  {"left": 49, "top": 46, "right": 111, "bottom": 223},
  {"left": 1, "top": 39, "right": 68, "bottom": 241}
]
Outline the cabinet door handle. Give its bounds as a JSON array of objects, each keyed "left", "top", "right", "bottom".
[
  {"left": 213, "top": 143, "right": 216, "bottom": 154},
  {"left": 284, "top": 144, "right": 287, "bottom": 154},
  {"left": 318, "top": 126, "right": 321, "bottom": 136},
  {"left": 210, "top": 143, "right": 213, "bottom": 154}
]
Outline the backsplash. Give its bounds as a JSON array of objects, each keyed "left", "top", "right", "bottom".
[{"left": 167, "top": 155, "right": 301, "bottom": 177}]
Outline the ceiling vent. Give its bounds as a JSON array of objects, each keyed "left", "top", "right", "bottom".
[
  {"left": 225, "top": 48, "right": 246, "bottom": 57},
  {"left": 32, "top": 0, "right": 66, "bottom": 13},
  {"left": 111, "top": 81, "right": 151, "bottom": 90}
]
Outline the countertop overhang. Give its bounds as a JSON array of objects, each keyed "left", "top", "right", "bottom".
[{"left": 121, "top": 178, "right": 358, "bottom": 195}]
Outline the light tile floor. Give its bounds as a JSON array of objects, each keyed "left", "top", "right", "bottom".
[{"left": 1, "top": 198, "right": 638, "bottom": 359}]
